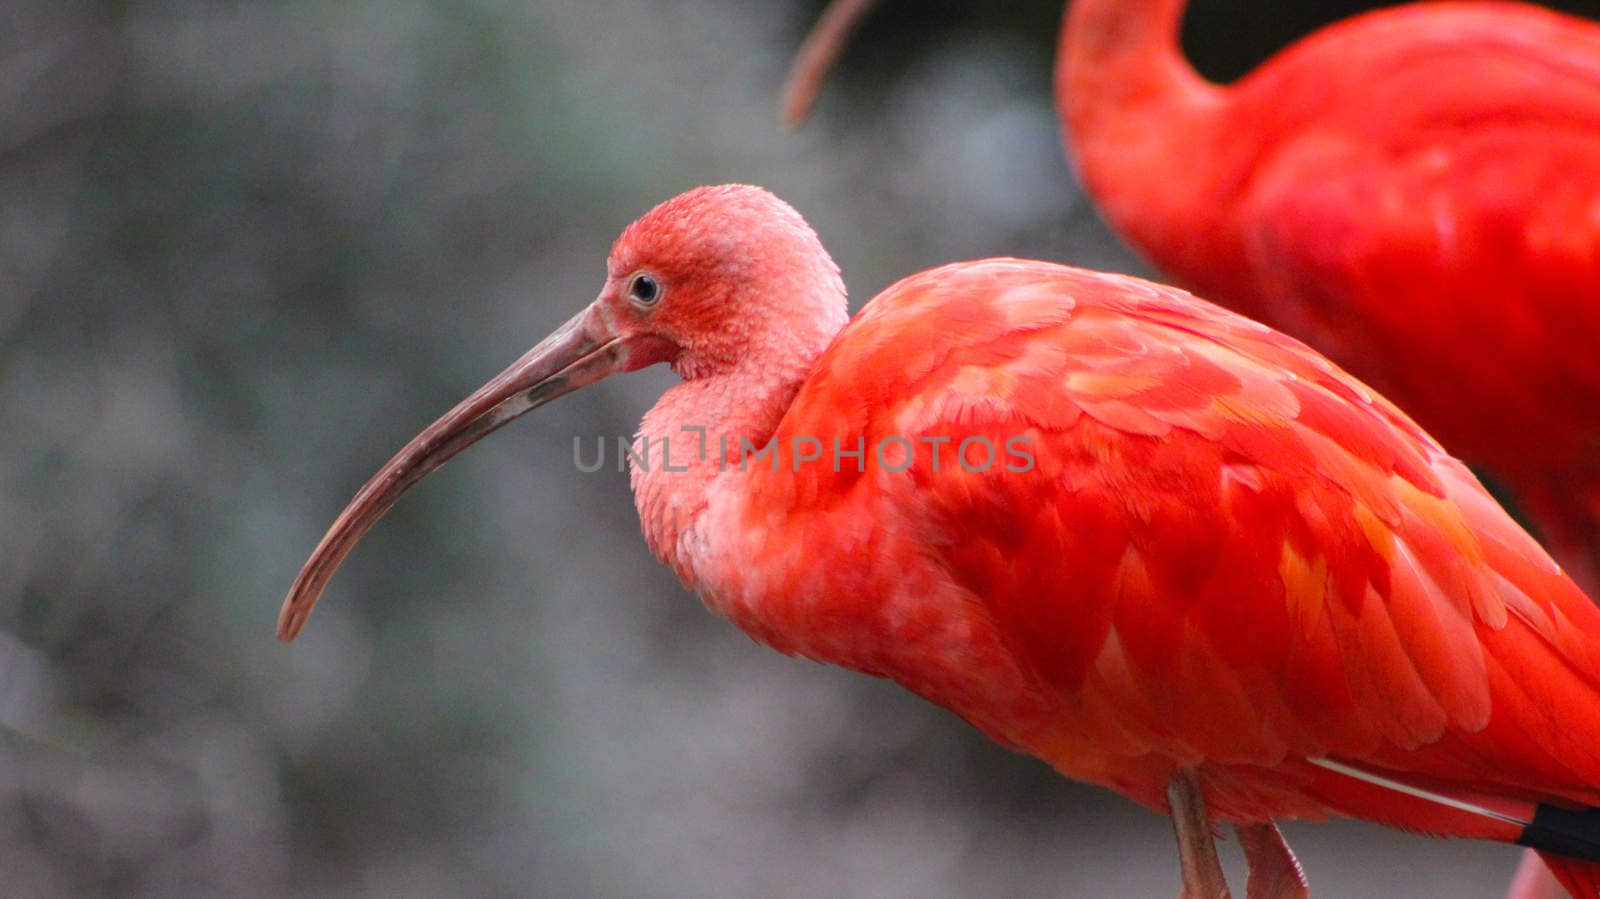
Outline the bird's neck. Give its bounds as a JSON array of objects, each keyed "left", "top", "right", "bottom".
[
  {"left": 1058, "top": 0, "right": 1227, "bottom": 281},
  {"left": 630, "top": 341, "right": 831, "bottom": 588}
]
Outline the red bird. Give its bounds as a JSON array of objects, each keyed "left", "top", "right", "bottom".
[
  {"left": 281, "top": 185, "right": 1600, "bottom": 898},
  {"left": 784, "top": 0, "right": 1600, "bottom": 603}
]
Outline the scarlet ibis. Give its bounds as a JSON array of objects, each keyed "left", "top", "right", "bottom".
[
  {"left": 782, "top": 0, "right": 1600, "bottom": 600},
  {"left": 281, "top": 185, "right": 1600, "bottom": 897}
]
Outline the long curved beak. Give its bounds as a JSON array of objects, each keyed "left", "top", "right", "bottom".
[
  {"left": 278, "top": 305, "right": 622, "bottom": 641},
  {"left": 779, "top": 0, "right": 881, "bottom": 128}
]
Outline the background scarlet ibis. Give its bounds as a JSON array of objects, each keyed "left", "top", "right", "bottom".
[
  {"left": 789, "top": 0, "right": 1600, "bottom": 595},
  {"left": 4, "top": 1, "right": 1595, "bottom": 896}
]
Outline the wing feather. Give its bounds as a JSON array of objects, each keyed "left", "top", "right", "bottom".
[{"left": 767, "top": 260, "right": 1600, "bottom": 803}]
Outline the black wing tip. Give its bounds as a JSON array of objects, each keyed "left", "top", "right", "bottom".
[{"left": 1518, "top": 803, "right": 1600, "bottom": 863}]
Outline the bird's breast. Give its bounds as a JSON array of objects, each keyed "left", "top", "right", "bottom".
[{"left": 685, "top": 484, "right": 1071, "bottom": 758}]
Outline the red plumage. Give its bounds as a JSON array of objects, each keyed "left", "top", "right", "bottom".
[{"left": 722, "top": 261, "right": 1600, "bottom": 827}]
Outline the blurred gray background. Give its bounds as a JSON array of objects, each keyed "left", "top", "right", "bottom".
[{"left": 5, "top": 1, "right": 1599, "bottom": 896}]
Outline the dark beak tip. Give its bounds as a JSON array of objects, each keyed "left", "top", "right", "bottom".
[{"left": 277, "top": 598, "right": 309, "bottom": 642}]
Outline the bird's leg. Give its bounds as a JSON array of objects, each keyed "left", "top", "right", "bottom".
[
  {"left": 1167, "top": 770, "right": 1231, "bottom": 899},
  {"left": 1234, "top": 822, "right": 1308, "bottom": 899}
]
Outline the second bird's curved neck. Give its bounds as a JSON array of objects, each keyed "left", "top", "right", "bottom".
[
  {"left": 1060, "top": 0, "right": 1209, "bottom": 128},
  {"left": 1058, "top": 0, "right": 1226, "bottom": 277}
]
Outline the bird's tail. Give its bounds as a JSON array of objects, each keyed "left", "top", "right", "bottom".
[{"left": 1305, "top": 759, "right": 1600, "bottom": 897}]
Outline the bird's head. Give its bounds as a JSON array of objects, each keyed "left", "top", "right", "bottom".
[
  {"left": 600, "top": 183, "right": 846, "bottom": 379},
  {"left": 277, "top": 184, "right": 846, "bottom": 641}
]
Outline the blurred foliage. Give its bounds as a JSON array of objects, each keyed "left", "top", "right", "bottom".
[{"left": 1, "top": 1, "right": 1595, "bottom": 896}]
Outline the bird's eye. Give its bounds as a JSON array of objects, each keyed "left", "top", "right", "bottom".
[{"left": 628, "top": 273, "right": 661, "bottom": 307}]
